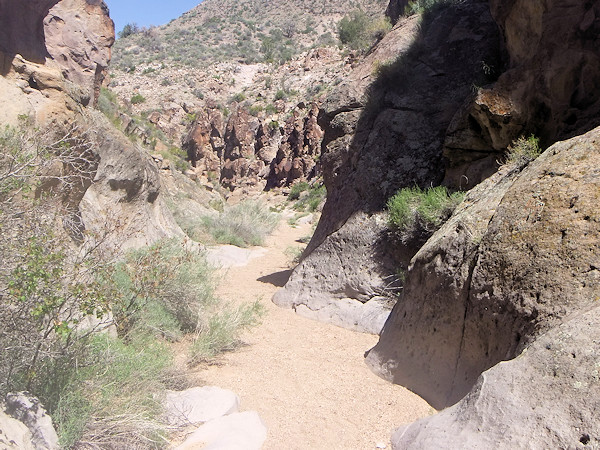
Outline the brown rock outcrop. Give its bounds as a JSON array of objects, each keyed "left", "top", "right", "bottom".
[
  {"left": 267, "top": 103, "right": 322, "bottom": 188},
  {"left": 370, "top": 127, "right": 600, "bottom": 447},
  {"left": 444, "top": 0, "right": 600, "bottom": 188},
  {"left": 0, "top": 0, "right": 114, "bottom": 122},
  {"left": 45, "top": 0, "right": 115, "bottom": 105},
  {"left": 182, "top": 108, "right": 224, "bottom": 175}
]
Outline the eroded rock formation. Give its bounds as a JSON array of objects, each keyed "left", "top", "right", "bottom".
[
  {"left": 369, "top": 127, "right": 600, "bottom": 446},
  {"left": 274, "top": 0, "right": 502, "bottom": 329},
  {"left": 0, "top": 0, "right": 179, "bottom": 248},
  {"left": 182, "top": 103, "right": 322, "bottom": 191},
  {"left": 45, "top": 0, "right": 115, "bottom": 105},
  {"left": 444, "top": 0, "right": 600, "bottom": 188},
  {"left": 0, "top": 0, "right": 114, "bottom": 122}
]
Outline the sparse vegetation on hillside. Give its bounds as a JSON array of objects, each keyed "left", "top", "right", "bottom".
[
  {"left": 387, "top": 186, "right": 464, "bottom": 243},
  {"left": 337, "top": 10, "right": 391, "bottom": 51},
  {"left": 112, "top": 0, "right": 388, "bottom": 68}
]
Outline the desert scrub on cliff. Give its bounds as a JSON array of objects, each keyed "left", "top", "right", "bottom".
[
  {"left": 387, "top": 186, "right": 464, "bottom": 243},
  {"left": 503, "top": 135, "right": 542, "bottom": 170},
  {"left": 199, "top": 199, "right": 279, "bottom": 247},
  {"left": 289, "top": 181, "right": 326, "bottom": 213}
]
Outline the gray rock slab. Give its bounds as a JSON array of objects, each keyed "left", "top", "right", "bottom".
[
  {"left": 175, "top": 411, "right": 267, "bottom": 450},
  {"left": 294, "top": 296, "right": 391, "bottom": 335},
  {"left": 206, "top": 245, "right": 268, "bottom": 269},
  {"left": 164, "top": 387, "right": 240, "bottom": 427}
]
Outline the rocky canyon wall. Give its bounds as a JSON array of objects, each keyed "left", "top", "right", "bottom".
[
  {"left": 273, "top": 0, "right": 503, "bottom": 331},
  {"left": 0, "top": 0, "right": 180, "bottom": 248}
]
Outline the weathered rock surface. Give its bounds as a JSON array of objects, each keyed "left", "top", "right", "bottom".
[
  {"left": 79, "top": 116, "right": 183, "bottom": 249},
  {"left": 275, "top": 0, "right": 502, "bottom": 329},
  {"left": 45, "top": 0, "right": 115, "bottom": 105},
  {"left": 0, "top": 408, "right": 35, "bottom": 450},
  {"left": 391, "top": 306, "right": 600, "bottom": 449},
  {"left": 206, "top": 245, "right": 268, "bottom": 269},
  {"left": 183, "top": 103, "right": 322, "bottom": 191},
  {"left": 0, "top": 0, "right": 113, "bottom": 110},
  {"left": 164, "top": 387, "right": 240, "bottom": 427},
  {"left": 367, "top": 125, "right": 600, "bottom": 423},
  {"left": 266, "top": 103, "right": 323, "bottom": 188},
  {"left": 444, "top": 0, "right": 600, "bottom": 188},
  {"left": 175, "top": 411, "right": 267, "bottom": 450},
  {"left": 5, "top": 393, "right": 59, "bottom": 450}
]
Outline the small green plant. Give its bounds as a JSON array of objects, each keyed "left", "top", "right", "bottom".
[
  {"left": 232, "top": 92, "right": 246, "bottom": 103},
  {"left": 130, "top": 93, "right": 146, "bottom": 105},
  {"left": 189, "top": 300, "right": 264, "bottom": 364},
  {"left": 503, "top": 135, "right": 542, "bottom": 169},
  {"left": 387, "top": 186, "right": 464, "bottom": 243},
  {"left": 274, "top": 89, "right": 287, "bottom": 101},
  {"left": 291, "top": 182, "right": 326, "bottom": 212}
]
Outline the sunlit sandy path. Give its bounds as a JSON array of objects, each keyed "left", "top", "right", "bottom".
[{"left": 187, "top": 219, "right": 432, "bottom": 449}]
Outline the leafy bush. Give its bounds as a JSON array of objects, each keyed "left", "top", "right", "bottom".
[
  {"left": 503, "top": 135, "right": 542, "bottom": 169},
  {"left": 387, "top": 186, "right": 464, "bottom": 243},
  {"left": 291, "top": 182, "right": 326, "bottom": 212},
  {"left": 199, "top": 200, "right": 279, "bottom": 247},
  {"left": 130, "top": 93, "right": 146, "bottom": 104},
  {"left": 288, "top": 181, "right": 310, "bottom": 200},
  {"left": 338, "top": 10, "right": 390, "bottom": 51},
  {"left": 108, "top": 239, "right": 217, "bottom": 338}
]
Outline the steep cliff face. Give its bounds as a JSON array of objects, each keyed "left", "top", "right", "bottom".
[
  {"left": 273, "top": 0, "right": 502, "bottom": 330},
  {"left": 0, "top": 0, "right": 114, "bottom": 123},
  {"left": 444, "top": 0, "right": 600, "bottom": 188},
  {"left": 45, "top": 0, "right": 115, "bottom": 105},
  {"left": 371, "top": 126, "right": 600, "bottom": 447},
  {"left": 0, "top": 0, "right": 179, "bottom": 248}
]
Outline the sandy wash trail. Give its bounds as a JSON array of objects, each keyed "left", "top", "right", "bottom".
[{"left": 189, "top": 218, "right": 432, "bottom": 450}]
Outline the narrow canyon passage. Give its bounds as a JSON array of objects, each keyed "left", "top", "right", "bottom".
[{"left": 188, "top": 218, "right": 432, "bottom": 449}]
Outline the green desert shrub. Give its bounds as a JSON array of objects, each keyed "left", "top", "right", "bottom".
[
  {"left": 291, "top": 182, "right": 326, "bottom": 212},
  {"left": 54, "top": 335, "right": 171, "bottom": 448},
  {"left": 387, "top": 186, "right": 464, "bottom": 242},
  {"left": 130, "top": 93, "right": 146, "bottom": 104},
  {"left": 200, "top": 200, "right": 279, "bottom": 247},
  {"left": 288, "top": 181, "right": 310, "bottom": 200},
  {"left": 338, "top": 11, "right": 391, "bottom": 51},
  {"left": 190, "top": 300, "right": 264, "bottom": 364},
  {"left": 503, "top": 135, "right": 542, "bottom": 169}
]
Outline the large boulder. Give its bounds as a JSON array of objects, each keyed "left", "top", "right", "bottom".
[
  {"left": 391, "top": 306, "right": 600, "bottom": 449},
  {"left": 5, "top": 392, "right": 59, "bottom": 450},
  {"left": 367, "top": 125, "right": 600, "bottom": 431}
]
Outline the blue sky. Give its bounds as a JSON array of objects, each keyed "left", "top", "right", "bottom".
[{"left": 104, "top": 0, "right": 203, "bottom": 36}]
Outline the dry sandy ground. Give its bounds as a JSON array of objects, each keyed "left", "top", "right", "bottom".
[{"left": 188, "top": 219, "right": 432, "bottom": 449}]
